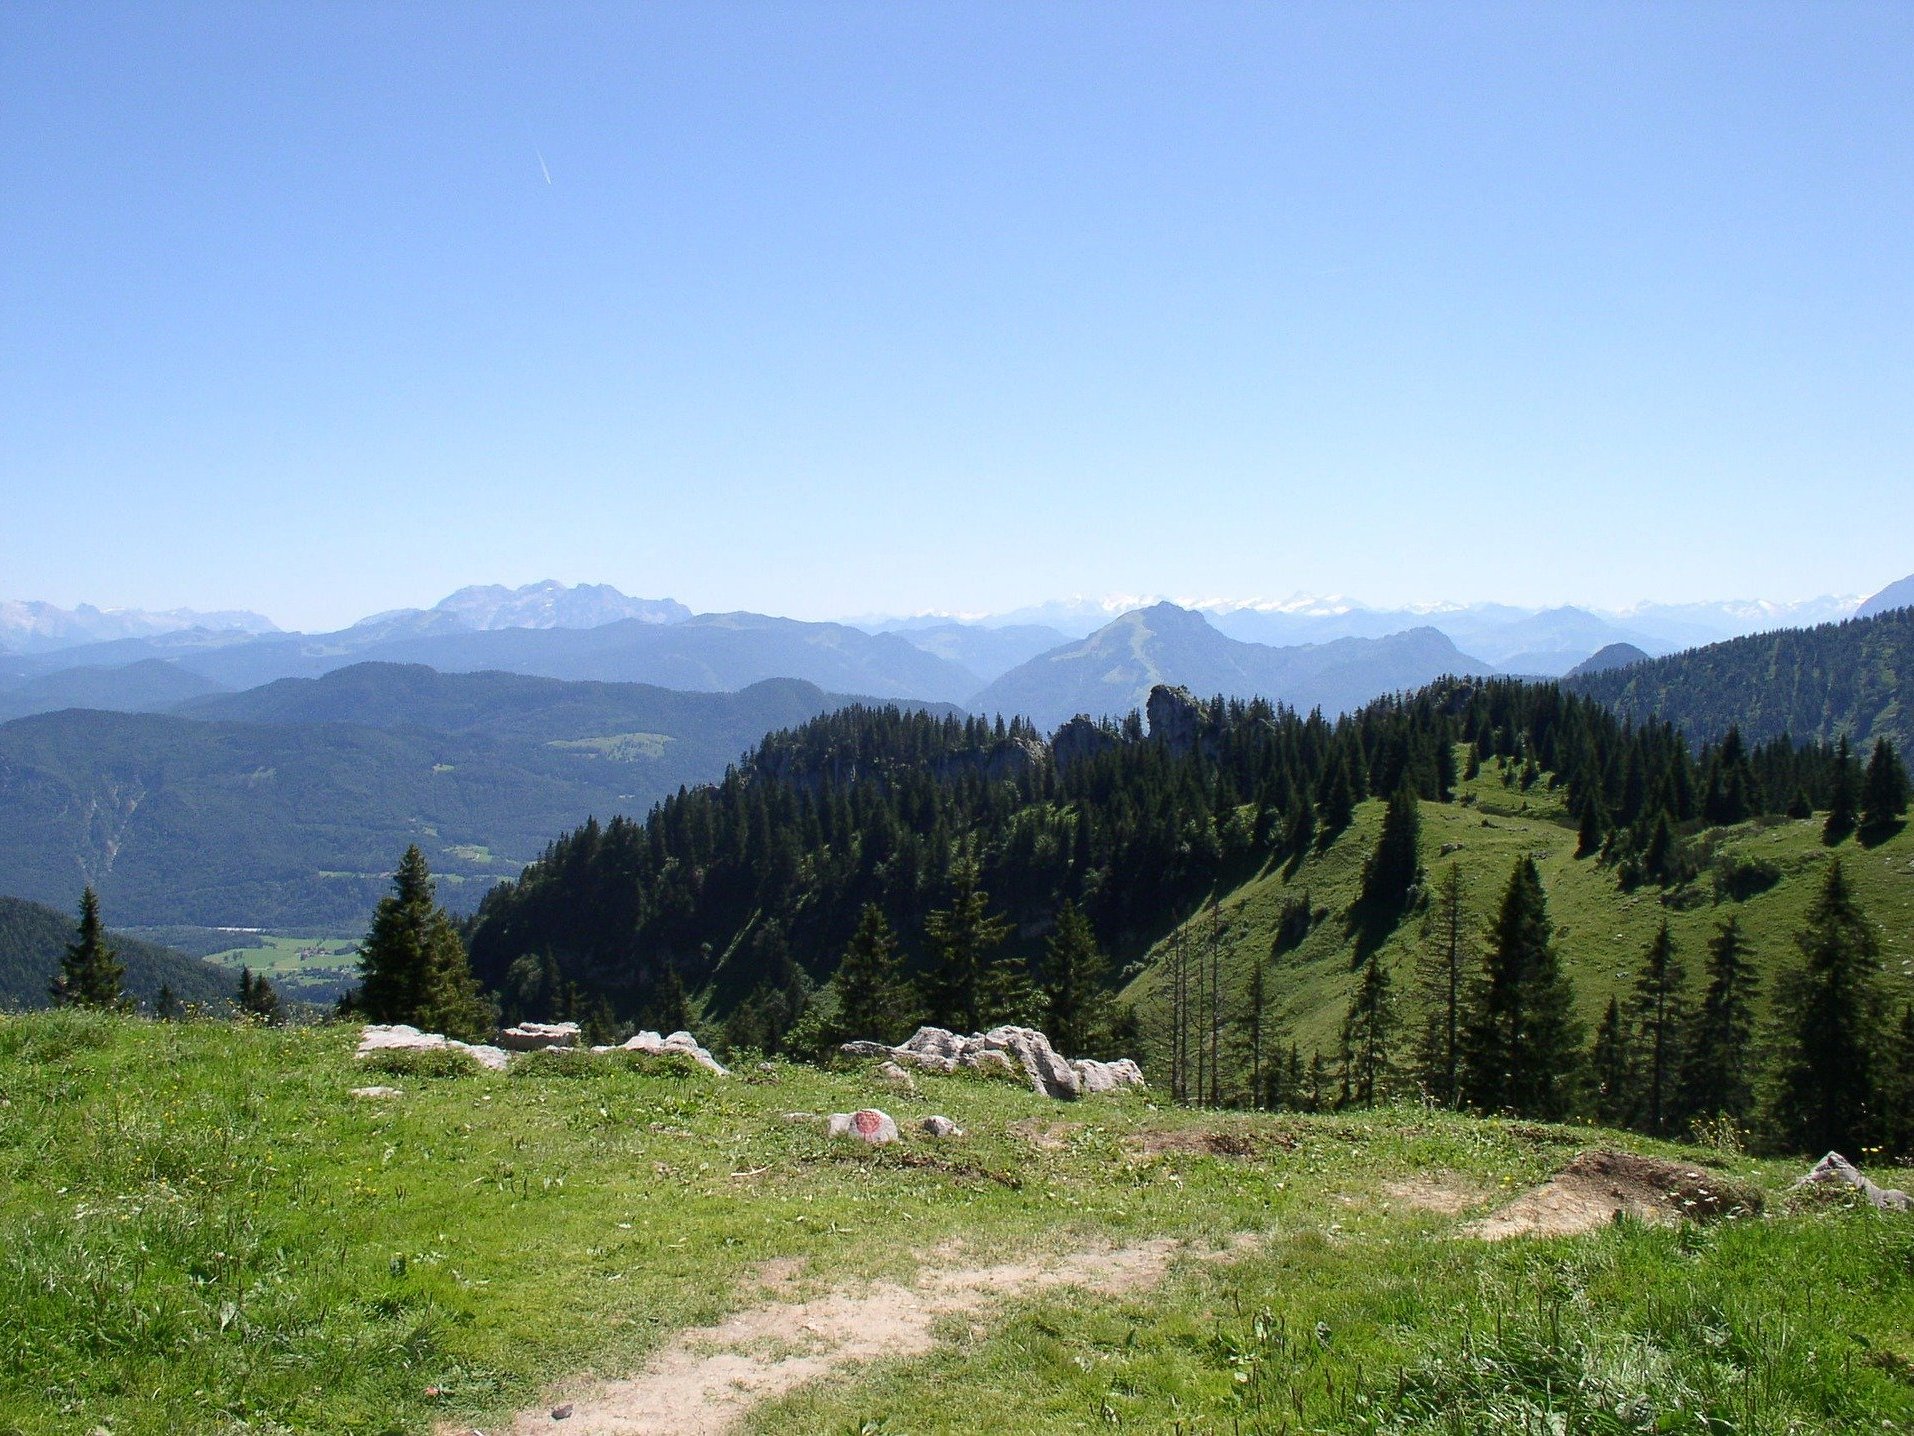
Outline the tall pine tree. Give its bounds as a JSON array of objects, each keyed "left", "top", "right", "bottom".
[
  {"left": 355, "top": 846, "right": 494, "bottom": 1041},
  {"left": 923, "top": 858, "right": 1016, "bottom": 1033},
  {"left": 1860, "top": 736, "right": 1910, "bottom": 835},
  {"left": 1360, "top": 783, "right": 1423, "bottom": 910},
  {"left": 1627, "top": 920, "right": 1687, "bottom": 1136},
  {"left": 1412, "top": 863, "right": 1468, "bottom": 1107},
  {"left": 1041, "top": 900, "right": 1109, "bottom": 1055},
  {"left": 50, "top": 887, "right": 126, "bottom": 1011},
  {"left": 834, "top": 903, "right": 912, "bottom": 1044},
  {"left": 1680, "top": 916, "right": 1760, "bottom": 1128},
  {"left": 1339, "top": 956, "right": 1399, "bottom": 1107},
  {"left": 1765, "top": 860, "right": 1884, "bottom": 1155},
  {"left": 1460, "top": 857, "right": 1583, "bottom": 1119}
]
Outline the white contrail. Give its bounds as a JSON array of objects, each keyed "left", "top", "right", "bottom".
[{"left": 537, "top": 149, "right": 552, "bottom": 185}]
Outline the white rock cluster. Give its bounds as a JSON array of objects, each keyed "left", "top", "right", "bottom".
[
  {"left": 355, "top": 1023, "right": 728, "bottom": 1076},
  {"left": 356, "top": 1023, "right": 513, "bottom": 1071},
  {"left": 842, "top": 1025, "right": 1146, "bottom": 1101},
  {"left": 592, "top": 1029, "right": 730, "bottom": 1077}
]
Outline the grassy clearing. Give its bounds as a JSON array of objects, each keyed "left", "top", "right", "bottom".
[
  {"left": 1129, "top": 755, "right": 1914, "bottom": 1058},
  {"left": 196, "top": 932, "right": 362, "bottom": 1005},
  {"left": 2, "top": 1012, "right": 1911, "bottom": 1434}
]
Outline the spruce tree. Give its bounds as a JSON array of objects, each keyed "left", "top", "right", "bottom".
[
  {"left": 155, "top": 983, "right": 180, "bottom": 1021},
  {"left": 50, "top": 887, "right": 126, "bottom": 1010},
  {"left": 1575, "top": 791, "right": 1606, "bottom": 859},
  {"left": 1589, "top": 997, "right": 1636, "bottom": 1128},
  {"left": 1412, "top": 863, "right": 1468, "bottom": 1107},
  {"left": 1041, "top": 900, "right": 1109, "bottom": 1055},
  {"left": 1242, "top": 961, "right": 1270, "bottom": 1108},
  {"left": 1339, "top": 956, "right": 1399, "bottom": 1107},
  {"left": 1315, "top": 753, "right": 1356, "bottom": 843},
  {"left": 1765, "top": 859, "right": 1884, "bottom": 1155},
  {"left": 1460, "top": 857, "right": 1583, "bottom": 1119},
  {"left": 1860, "top": 736, "right": 1910, "bottom": 835},
  {"left": 1680, "top": 916, "right": 1760, "bottom": 1128},
  {"left": 1360, "top": 783, "right": 1422, "bottom": 910},
  {"left": 835, "top": 903, "right": 911, "bottom": 1044},
  {"left": 236, "top": 966, "right": 284, "bottom": 1025},
  {"left": 1822, "top": 734, "right": 1858, "bottom": 844},
  {"left": 1627, "top": 920, "right": 1687, "bottom": 1135},
  {"left": 355, "top": 846, "right": 494, "bottom": 1041},
  {"left": 922, "top": 858, "right": 1015, "bottom": 1033}
]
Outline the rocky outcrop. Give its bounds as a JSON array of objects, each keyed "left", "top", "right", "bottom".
[
  {"left": 1072, "top": 1057, "right": 1147, "bottom": 1095},
  {"left": 1051, "top": 715, "right": 1121, "bottom": 772},
  {"left": 1146, "top": 685, "right": 1204, "bottom": 756},
  {"left": 594, "top": 1029, "right": 730, "bottom": 1076},
  {"left": 356, "top": 1023, "right": 512, "bottom": 1072},
  {"left": 920, "top": 1115, "right": 964, "bottom": 1138},
  {"left": 825, "top": 1109, "right": 899, "bottom": 1144},
  {"left": 497, "top": 1020, "right": 581, "bottom": 1052},
  {"left": 843, "top": 1025, "right": 1146, "bottom": 1101},
  {"left": 1793, "top": 1151, "right": 1912, "bottom": 1211}
]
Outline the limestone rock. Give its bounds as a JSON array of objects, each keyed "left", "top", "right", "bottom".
[
  {"left": 825, "top": 1109, "right": 899, "bottom": 1145},
  {"left": 349, "top": 1085, "right": 403, "bottom": 1100},
  {"left": 848, "top": 1025, "right": 1142, "bottom": 1101},
  {"left": 356, "top": 1023, "right": 511, "bottom": 1072},
  {"left": 1072, "top": 1057, "right": 1146, "bottom": 1094},
  {"left": 1051, "top": 715, "right": 1120, "bottom": 772},
  {"left": 496, "top": 1020, "right": 581, "bottom": 1052},
  {"left": 1794, "top": 1151, "right": 1912, "bottom": 1212},
  {"left": 920, "top": 1115, "right": 964, "bottom": 1138},
  {"left": 610, "top": 1029, "right": 730, "bottom": 1077},
  {"left": 1146, "top": 684, "right": 1204, "bottom": 755},
  {"left": 876, "top": 1060, "right": 916, "bottom": 1090}
]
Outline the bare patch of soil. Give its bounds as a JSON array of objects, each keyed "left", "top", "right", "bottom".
[
  {"left": 1381, "top": 1172, "right": 1488, "bottom": 1216},
  {"left": 1463, "top": 1150, "right": 1762, "bottom": 1241},
  {"left": 1006, "top": 1117, "right": 1082, "bottom": 1150},
  {"left": 1124, "top": 1127, "right": 1297, "bottom": 1158},
  {"left": 481, "top": 1235, "right": 1223, "bottom": 1435}
]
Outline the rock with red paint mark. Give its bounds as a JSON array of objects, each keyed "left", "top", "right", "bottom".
[{"left": 825, "top": 1109, "right": 899, "bottom": 1145}]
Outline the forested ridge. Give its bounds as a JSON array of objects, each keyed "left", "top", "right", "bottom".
[
  {"left": 1568, "top": 603, "right": 1914, "bottom": 751},
  {"left": 468, "top": 676, "right": 1858, "bottom": 1036}
]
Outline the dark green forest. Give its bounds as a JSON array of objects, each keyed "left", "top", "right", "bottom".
[{"left": 1568, "top": 603, "right": 1914, "bottom": 752}]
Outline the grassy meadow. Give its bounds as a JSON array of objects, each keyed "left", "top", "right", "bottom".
[{"left": 3, "top": 1011, "right": 1912, "bottom": 1434}]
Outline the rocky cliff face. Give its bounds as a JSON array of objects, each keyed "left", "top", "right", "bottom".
[{"left": 1146, "top": 685, "right": 1205, "bottom": 756}]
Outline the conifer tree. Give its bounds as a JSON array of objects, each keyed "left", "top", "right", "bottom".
[
  {"left": 923, "top": 858, "right": 1016, "bottom": 1033},
  {"left": 355, "top": 846, "right": 494, "bottom": 1041},
  {"left": 1339, "top": 956, "right": 1399, "bottom": 1107},
  {"left": 50, "top": 887, "right": 126, "bottom": 1010},
  {"left": 1823, "top": 734, "right": 1858, "bottom": 844},
  {"left": 155, "top": 983, "right": 180, "bottom": 1021},
  {"left": 1360, "top": 783, "right": 1422, "bottom": 910},
  {"left": 1242, "top": 960, "right": 1270, "bottom": 1108},
  {"left": 1041, "top": 900, "right": 1109, "bottom": 1055},
  {"left": 1589, "top": 997, "right": 1636, "bottom": 1128},
  {"left": 1860, "top": 736, "right": 1910, "bottom": 835},
  {"left": 1884, "top": 1005, "right": 1914, "bottom": 1162},
  {"left": 1680, "top": 916, "right": 1760, "bottom": 1127},
  {"left": 1575, "top": 791, "right": 1606, "bottom": 858},
  {"left": 1412, "top": 863, "right": 1468, "bottom": 1107},
  {"left": 236, "top": 966, "right": 284, "bottom": 1024},
  {"left": 1315, "top": 752, "right": 1356, "bottom": 843},
  {"left": 1765, "top": 859, "right": 1884, "bottom": 1155},
  {"left": 1460, "top": 857, "right": 1583, "bottom": 1118},
  {"left": 1627, "top": 920, "right": 1687, "bottom": 1135},
  {"left": 835, "top": 903, "right": 912, "bottom": 1043}
]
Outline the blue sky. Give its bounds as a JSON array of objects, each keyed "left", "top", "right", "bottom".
[{"left": 3, "top": 2, "right": 1909, "bottom": 631}]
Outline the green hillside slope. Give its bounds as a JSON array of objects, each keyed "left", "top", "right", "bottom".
[
  {"left": 0, "top": 895, "right": 229, "bottom": 1009},
  {"left": 1125, "top": 751, "right": 1914, "bottom": 1068},
  {"left": 1568, "top": 605, "right": 1914, "bottom": 750}
]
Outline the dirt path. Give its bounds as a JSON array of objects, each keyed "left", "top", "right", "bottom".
[{"left": 483, "top": 1236, "right": 1201, "bottom": 1434}]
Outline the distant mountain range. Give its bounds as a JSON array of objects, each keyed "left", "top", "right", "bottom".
[
  {"left": 970, "top": 602, "right": 1487, "bottom": 729},
  {"left": 0, "top": 665, "right": 955, "bottom": 927},
  {"left": 0, "top": 599, "right": 278, "bottom": 654}
]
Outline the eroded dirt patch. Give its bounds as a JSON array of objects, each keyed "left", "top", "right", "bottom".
[
  {"left": 486, "top": 1236, "right": 1224, "bottom": 1434},
  {"left": 1125, "top": 1126, "right": 1297, "bottom": 1158},
  {"left": 1463, "top": 1149, "right": 1762, "bottom": 1240},
  {"left": 1381, "top": 1171, "right": 1489, "bottom": 1216},
  {"left": 1006, "top": 1116, "right": 1082, "bottom": 1150}
]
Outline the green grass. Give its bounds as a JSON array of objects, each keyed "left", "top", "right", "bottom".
[
  {"left": 1127, "top": 755, "right": 1914, "bottom": 1059},
  {"left": 2, "top": 1011, "right": 1911, "bottom": 1434}
]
